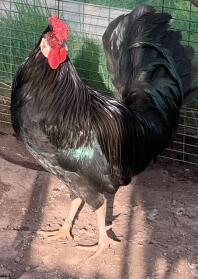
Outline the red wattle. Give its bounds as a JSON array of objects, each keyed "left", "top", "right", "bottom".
[
  {"left": 59, "top": 47, "right": 67, "bottom": 63},
  {"left": 48, "top": 47, "right": 67, "bottom": 70},
  {"left": 48, "top": 48, "right": 59, "bottom": 69}
]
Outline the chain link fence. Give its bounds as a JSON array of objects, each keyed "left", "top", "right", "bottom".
[{"left": 0, "top": 0, "right": 197, "bottom": 165}]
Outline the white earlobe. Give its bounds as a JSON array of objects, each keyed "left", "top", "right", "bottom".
[{"left": 40, "top": 38, "right": 51, "bottom": 58}]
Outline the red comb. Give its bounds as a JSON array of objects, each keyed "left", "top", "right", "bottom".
[{"left": 48, "top": 16, "right": 69, "bottom": 41}]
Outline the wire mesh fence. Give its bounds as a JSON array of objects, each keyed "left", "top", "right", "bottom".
[{"left": 0, "top": 0, "right": 198, "bottom": 165}]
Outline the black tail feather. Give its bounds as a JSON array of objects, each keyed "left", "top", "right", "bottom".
[{"left": 103, "top": 5, "right": 198, "bottom": 106}]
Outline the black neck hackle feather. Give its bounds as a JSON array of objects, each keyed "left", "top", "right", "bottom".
[{"left": 11, "top": 6, "right": 198, "bottom": 184}]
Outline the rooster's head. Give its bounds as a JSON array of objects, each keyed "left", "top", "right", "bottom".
[{"left": 40, "top": 16, "right": 69, "bottom": 70}]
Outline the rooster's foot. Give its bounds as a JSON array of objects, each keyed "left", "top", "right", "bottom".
[
  {"left": 77, "top": 236, "right": 116, "bottom": 259},
  {"left": 38, "top": 226, "right": 73, "bottom": 241}
]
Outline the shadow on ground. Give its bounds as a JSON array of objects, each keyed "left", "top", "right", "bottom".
[
  {"left": 120, "top": 160, "right": 198, "bottom": 279},
  {"left": 0, "top": 133, "right": 198, "bottom": 279}
]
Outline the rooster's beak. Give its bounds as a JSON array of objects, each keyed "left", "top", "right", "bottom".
[{"left": 64, "top": 42, "right": 68, "bottom": 51}]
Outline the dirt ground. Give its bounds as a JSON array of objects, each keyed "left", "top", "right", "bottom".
[{"left": 0, "top": 128, "right": 198, "bottom": 279}]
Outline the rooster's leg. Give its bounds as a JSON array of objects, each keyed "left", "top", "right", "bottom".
[
  {"left": 39, "top": 197, "right": 82, "bottom": 240},
  {"left": 78, "top": 200, "right": 115, "bottom": 259}
]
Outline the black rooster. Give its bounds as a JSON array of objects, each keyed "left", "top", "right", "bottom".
[{"left": 11, "top": 6, "right": 197, "bottom": 259}]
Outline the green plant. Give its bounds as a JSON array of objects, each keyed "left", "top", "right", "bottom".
[
  {"left": 74, "top": 0, "right": 162, "bottom": 9},
  {"left": 0, "top": 0, "right": 49, "bottom": 85},
  {"left": 69, "top": 35, "right": 113, "bottom": 93},
  {"left": 0, "top": 0, "right": 112, "bottom": 94}
]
